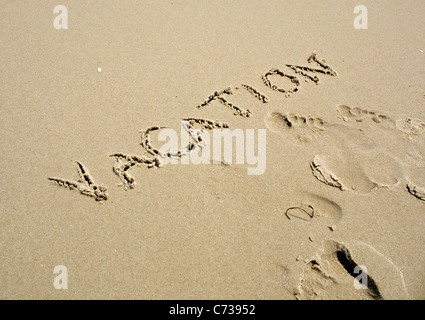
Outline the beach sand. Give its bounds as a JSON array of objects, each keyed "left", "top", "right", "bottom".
[{"left": 1, "top": 0, "right": 424, "bottom": 299}]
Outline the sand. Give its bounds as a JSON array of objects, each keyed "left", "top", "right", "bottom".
[{"left": 1, "top": 0, "right": 424, "bottom": 299}]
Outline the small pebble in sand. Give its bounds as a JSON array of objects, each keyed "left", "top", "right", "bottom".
[{"left": 97, "top": 67, "right": 102, "bottom": 72}]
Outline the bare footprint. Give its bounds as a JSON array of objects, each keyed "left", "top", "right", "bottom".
[
  {"left": 295, "top": 240, "right": 382, "bottom": 300},
  {"left": 310, "top": 137, "right": 405, "bottom": 194},
  {"left": 311, "top": 152, "right": 377, "bottom": 194},
  {"left": 295, "top": 240, "right": 409, "bottom": 300},
  {"left": 395, "top": 117, "right": 425, "bottom": 135},
  {"left": 337, "top": 105, "right": 394, "bottom": 128},
  {"left": 338, "top": 105, "right": 425, "bottom": 136},
  {"left": 265, "top": 112, "right": 326, "bottom": 142},
  {"left": 337, "top": 105, "right": 424, "bottom": 161},
  {"left": 357, "top": 149, "right": 405, "bottom": 188}
]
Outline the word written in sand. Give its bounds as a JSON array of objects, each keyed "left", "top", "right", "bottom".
[
  {"left": 48, "top": 52, "right": 338, "bottom": 201},
  {"left": 198, "top": 53, "right": 338, "bottom": 118},
  {"left": 48, "top": 161, "right": 108, "bottom": 201},
  {"left": 196, "top": 52, "right": 337, "bottom": 117}
]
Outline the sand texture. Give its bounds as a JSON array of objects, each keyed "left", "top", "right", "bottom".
[{"left": 1, "top": 0, "right": 425, "bottom": 299}]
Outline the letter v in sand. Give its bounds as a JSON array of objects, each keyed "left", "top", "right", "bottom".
[{"left": 48, "top": 161, "right": 108, "bottom": 201}]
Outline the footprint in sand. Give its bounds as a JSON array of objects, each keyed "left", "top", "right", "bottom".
[
  {"left": 310, "top": 146, "right": 405, "bottom": 194},
  {"left": 395, "top": 117, "right": 425, "bottom": 135},
  {"left": 294, "top": 240, "right": 409, "bottom": 300},
  {"left": 265, "top": 105, "right": 425, "bottom": 201},
  {"left": 315, "top": 105, "right": 424, "bottom": 200},
  {"left": 264, "top": 112, "right": 326, "bottom": 143},
  {"left": 337, "top": 105, "right": 395, "bottom": 128},
  {"left": 339, "top": 104, "right": 425, "bottom": 137}
]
